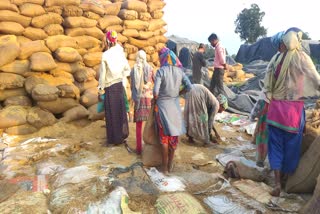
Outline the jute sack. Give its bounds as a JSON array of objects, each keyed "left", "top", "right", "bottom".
[
  {"left": 155, "top": 42, "right": 166, "bottom": 51},
  {"left": 139, "top": 31, "right": 154, "bottom": 40},
  {"left": 31, "top": 84, "right": 59, "bottom": 102},
  {"left": 37, "top": 98, "right": 79, "bottom": 114},
  {"left": 4, "top": 96, "right": 32, "bottom": 107},
  {"left": 124, "top": 43, "right": 138, "bottom": 54},
  {"left": 121, "top": 0, "right": 147, "bottom": 12},
  {"left": 0, "top": 0, "right": 19, "bottom": 12},
  {"left": 5, "top": 124, "right": 38, "bottom": 135},
  {"left": 104, "top": 2, "right": 121, "bottom": 15},
  {"left": 128, "top": 53, "right": 137, "bottom": 61},
  {"left": 0, "top": 10, "right": 31, "bottom": 27},
  {"left": 23, "top": 27, "right": 48, "bottom": 40},
  {"left": 54, "top": 47, "right": 82, "bottom": 63},
  {"left": 143, "top": 104, "right": 159, "bottom": 145},
  {"left": 30, "top": 52, "right": 57, "bottom": 72},
  {"left": 50, "top": 70, "right": 74, "bottom": 82},
  {"left": 17, "top": 36, "right": 32, "bottom": 44},
  {"left": 27, "top": 107, "right": 57, "bottom": 129},
  {"left": 61, "top": 105, "right": 89, "bottom": 122},
  {"left": 45, "top": 0, "right": 80, "bottom": 7},
  {"left": 286, "top": 136, "right": 320, "bottom": 193},
  {"left": 0, "top": 73, "right": 25, "bottom": 90},
  {"left": 151, "top": 10, "right": 163, "bottom": 19},
  {"left": 142, "top": 144, "right": 162, "bottom": 167},
  {"left": 88, "top": 103, "right": 104, "bottom": 120},
  {"left": 118, "top": 9, "right": 138, "bottom": 20},
  {"left": 62, "top": 5, "right": 83, "bottom": 17},
  {"left": 0, "top": 22, "right": 24, "bottom": 36},
  {"left": 301, "top": 132, "right": 318, "bottom": 155},
  {"left": 10, "top": 0, "right": 44, "bottom": 6},
  {"left": 150, "top": 52, "right": 159, "bottom": 63},
  {"left": 98, "top": 15, "right": 122, "bottom": 30},
  {"left": 299, "top": 175, "right": 320, "bottom": 214},
  {"left": 105, "top": 25, "right": 123, "bottom": 33},
  {"left": 24, "top": 75, "right": 49, "bottom": 94},
  {"left": 19, "top": 40, "right": 51, "bottom": 60},
  {"left": 117, "top": 33, "right": 128, "bottom": 43},
  {"left": 123, "top": 19, "right": 149, "bottom": 30},
  {"left": 65, "top": 27, "right": 86, "bottom": 37},
  {"left": 83, "top": 11, "right": 101, "bottom": 20},
  {"left": 148, "top": 35, "right": 167, "bottom": 46},
  {"left": 63, "top": 16, "right": 97, "bottom": 28},
  {"left": 80, "top": 0, "right": 105, "bottom": 15},
  {"left": 0, "top": 88, "right": 27, "bottom": 101},
  {"left": 0, "top": 105, "right": 28, "bottom": 129},
  {"left": 75, "top": 79, "right": 98, "bottom": 93},
  {"left": 128, "top": 37, "right": 149, "bottom": 49},
  {"left": 154, "top": 27, "right": 167, "bottom": 36},
  {"left": 139, "top": 12, "right": 151, "bottom": 21},
  {"left": 77, "top": 48, "right": 88, "bottom": 56},
  {"left": 147, "top": 0, "right": 165, "bottom": 12},
  {"left": 43, "top": 24, "right": 64, "bottom": 36},
  {"left": 74, "top": 35, "right": 101, "bottom": 49},
  {"left": 122, "top": 29, "right": 139, "bottom": 37},
  {"left": 73, "top": 67, "right": 96, "bottom": 82},
  {"left": 85, "top": 27, "right": 104, "bottom": 39},
  {"left": 143, "top": 46, "right": 155, "bottom": 55},
  {"left": 0, "top": 60, "right": 30, "bottom": 76},
  {"left": 0, "top": 35, "right": 18, "bottom": 46},
  {"left": 80, "top": 87, "right": 98, "bottom": 107},
  {"left": 57, "top": 84, "right": 80, "bottom": 99},
  {"left": 67, "top": 27, "right": 104, "bottom": 39},
  {"left": 19, "top": 3, "right": 46, "bottom": 17},
  {"left": 83, "top": 52, "right": 102, "bottom": 67},
  {"left": 0, "top": 43, "right": 20, "bottom": 67},
  {"left": 45, "top": 35, "right": 78, "bottom": 52},
  {"left": 148, "top": 19, "right": 166, "bottom": 31},
  {"left": 45, "top": 6, "right": 63, "bottom": 15},
  {"left": 31, "top": 12, "right": 63, "bottom": 28},
  {"left": 51, "top": 61, "right": 85, "bottom": 74}
]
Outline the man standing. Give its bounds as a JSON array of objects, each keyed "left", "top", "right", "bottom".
[
  {"left": 208, "top": 33, "right": 227, "bottom": 96},
  {"left": 192, "top": 43, "right": 207, "bottom": 84}
]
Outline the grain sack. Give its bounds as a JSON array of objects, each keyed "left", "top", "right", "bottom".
[
  {"left": 75, "top": 79, "right": 98, "bottom": 93},
  {"left": 98, "top": 15, "right": 122, "bottom": 30},
  {"left": 65, "top": 28, "right": 86, "bottom": 37},
  {"left": 0, "top": 10, "right": 31, "bottom": 27},
  {"left": 155, "top": 42, "right": 166, "bottom": 51},
  {"left": 0, "top": 22, "right": 24, "bottom": 36},
  {"left": 0, "top": 88, "right": 27, "bottom": 101},
  {"left": 104, "top": 2, "right": 121, "bottom": 15},
  {"left": 43, "top": 24, "right": 64, "bottom": 36},
  {"left": 128, "top": 53, "right": 137, "bottom": 61},
  {"left": 17, "top": 36, "right": 32, "bottom": 44},
  {"left": 45, "top": 35, "right": 78, "bottom": 52},
  {"left": 61, "top": 105, "right": 89, "bottom": 122},
  {"left": 300, "top": 175, "right": 320, "bottom": 214},
  {"left": 0, "top": 60, "right": 30, "bottom": 76},
  {"left": 80, "top": 87, "right": 98, "bottom": 107},
  {"left": 30, "top": 52, "right": 57, "bottom": 72},
  {"left": 80, "top": 0, "right": 105, "bottom": 15},
  {"left": 85, "top": 27, "right": 104, "bottom": 39},
  {"left": 54, "top": 47, "right": 82, "bottom": 63},
  {"left": 88, "top": 103, "right": 104, "bottom": 120},
  {"left": 117, "top": 33, "right": 128, "bottom": 43},
  {"left": 150, "top": 52, "right": 159, "bottom": 63},
  {"left": 57, "top": 84, "right": 80, "bottom": 99},
  {"left": 123, "top": 19, "right": 149, "bottom": 30},
  {"left": 4, "top": 96, "right": 32, "bottom": 107},
  {"left": 154, "top": 27, "right": 166, "bottom": 36},
  {"left": 74, "top": 35, "right": 101, "bottom": 49},
  {"left": 77, "top": 48, "right": 88, "bottom": 56},
  {"left": 0, "top": 43, "right": 20, "bottom": 67},
  {"left": 106, "top": 24, "right": 123, "bottom": 33},
  {"left": 10, "top": 0, "right": 44, "bottom": 5},
  {"left": 5, "top": 124, "right": 38, "bottom": 135},
  {"left": 147, "top": 0, "right": 165, "bottom": 12},
  {"left": 0, "top": 73, "right": 25, "bottom": 90},
  {"left": 45, "top": 6, "right": 63, "bottom": 15},
  {"left": 23, "top": 27, "right": 48, "bottom": 40},
  {"left": 301, "top": 132, "right": 318, "bottom": 155},
  {"left": 122, "top": 29, "right": 139, "bottom": 37},
  {"left": 286, "top": 136, "right": 320, "bottom": 193},
  {"left": 88, "top": 45, "right": 103, "bottom": 53},
  {"left": 148, "top": 19, "right": 166, "bottom": 31},
  {"left": 124, "top": 43, "right": 138, "bottom": 54},
  {"left": 45, "top": 0, "right": 80, "bottom": 7},
  {"left": 83, "top": 52, "right": 102, "bottom": 67},
  {"left": 74, "top": 67, "right": 96, "bottom": 82},
  {"left": 31, "top": 13, "right": 63, "bottom": 28},
  {"left": 143, "top": 46, "right": 155, "bottom": 55},
  {"left": 31, "top": 84, "right": 59, "bottom": 102},
  {"left": 118, "top": 9, "right": 138, "bottom": 20},
  {"left": 50, "top": 70, "right": 74, "bottom": 82},
  {"left": 121, "top": 0, "right": 147, "bottom": 12},
  {"left": 19, "top": 40, "right": 50, "bottom": 60},
  {"left": 52, "top": 61, "right": 85, "bottom": 73},
  {"left": 27, "top": 107, "right": 57, "bottom": 129},
  {"left": 37, "top": 98, "right": 79, "bottom": 114},
  {"left": 0, "top": 105, "right": 28, "bottom": 129},
  {"left": 24, "top": 75, "right": 49, "bottom": 94},
  {"left": 128, "top": 37, "right": 149, "bottom": 49},
  {"left": 139, "top": 12, "right": 151, "bottom": 21},
  {"left": 0, "top": 0, "right": 19, "bottom": 12},
  {"left": 19, "top": 3, "right": 46, "bottom": 17},
  {"left": 0, "top": 35, "right": 18, "bottom": 46},
  {"left": 128, "top": 60, "right": 135, "bottom": 68},
  {"left": 63, "top": 16, "right": 97, "bottom": 28},
  {"left": 62, "top": 5, "right": 83, "bottom": 17},
  {"left": 139, "top": 31, "right": 154, "bottom": 39},
  {"left": 151, "top": 10, "right": 163, "bottom": 19},
  {"left": 148, "top": 35, "right": 167, "bottom": 46},
  {"left": 142, "top": 144, "right": 162, "bottom": 167}
]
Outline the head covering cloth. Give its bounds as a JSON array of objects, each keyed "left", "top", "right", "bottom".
[{"left": 159, "top": 47, "right": 182, "bottom": 68}]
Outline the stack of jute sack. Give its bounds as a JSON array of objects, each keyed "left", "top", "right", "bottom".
[{"left": 0, "top": 0, "right": 167, "bottom": 135}]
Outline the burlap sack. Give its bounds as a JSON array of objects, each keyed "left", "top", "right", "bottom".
[
  {"left": 73, "top": 67, "right": 96, "bottom": 82},
  {"left": 77, "top": 48, "right": 88, "bottom": 56},
  {"left": 61, "top": 105, "right": 89, "bottom": 122},
  {"left": 62, "top": 5, "right": 83, "bottom": 17},
  {"left": 286, "top": 136, "right": 320, "bottom": 193},
  {"left": 54, "top": 47, "right": 82, "bottom": 63},
  {"left": 45, "top": 0, "right": 80, "bottom": 7},
  {"left": 128, "top": 53, "right": 137, "bottom": 61},
  {"left": 11, "top": 0, "right": 44, "bottom": 5},
  {"left": 37, "top": 98, "right": 79, "bottom": 114},
  {"left": 148, "top": 19, "right": 166, "bottom": 31},
  {"left": 19, "top": 40, "right": 50, "bottom": 60},
  {"left": 51, "top": 70, "right": 74, "bottom": 82},
  {"left": 85, "top": 27, "right": 104, "bottom": 39},
  {"left": 142, "top": 105, "right": 159, "bottom": 145},
  {"left": 150, "top": 52, "right": 159, "bottom": 63},
  {"left": 105, "top": 24, "right": 123, "bottom": 33},
  {"left": 63, "top": 16, "right": 97, "bottom": 28},
  {"left": 124, "top": 43, "right": 138, "bottom": 54},
  {"left": 121, "top": 0, "right": 147, "bottom": 12},
  {"left": 139, "top": 31, "right": 154, "bottom": 40},
  {"left": 45, "top": 6, "right": 63, "bottom": 15},
  {"left": 151, "top": 10, "right": 163, "bottom": 19},
  {"left": 147, "top": 0, "right": 165, "bottom": 12},
  {"left": 142, "top": 143, "right": 162, "bottom": 167},
  {"left": 17, "top": 36, "right": 32, "bottom": 44},
  {"left": 45, "top": 35, "right": 78, "bottom": 52},
  {"left": 31, "top": 84, "right": 59, "bottom": 102},
  {"left": 0, "top": 60, "right": 30, "bottom": 76},
  {"left": 75, "top": 79, "right": 98, "bottom": 93},
  {"left": 143, "top": 46, "right": 155, "bottom": 55},
  {"left": 301, "top": 132, "right": 318, "bottom": 155},
  {"left": 52, "top": 61, "right": 85, "bottom": 74},
  {"left": 5, "top": 124, "right": 38, "bottom": 135},
  {"left": 83, "top": 52, "right": 102, "bottom": 67},
  {"left": 74, "top": 35, "right": 101, "bottom": 49},
  {"left": 0, "top": 35, "right": 18, "bottom": 46},
  {"left": 88, "top": 103, "right": 104, "bottom": 120},
  {"left": 79, "top": 87, "right": 99, "bottom": 107},
  {"left": 31, "top": 12, "right": 63, "bottom": 28},
  {"left": 0, "top": 105, "right": 28, "bottom": 129},
  {"left": 104, "top": 2, "right": 121, "bottom": 15},
  {"left": 83, "top": 11, "right": 101, "bottom": 20},
  {"left": 0, "top": 43, "right": 20, "bottom": 67},
  {"left": 0, "top": 22, "right": 24, "bottom": 35},
  {"left": 299, "top": 175, "right": 320, "bottom": 214},
  {"left": 0, "top": 73, "right": 25, "bottom": 90},
  {"left": 30, "top": 52, "right": 57, "bottom": 72},
  {"left": 27, "top": 107, "right": 57, "bottom": 129},
  {"left": 122, "top": 29, "right": 139, "bottom": 37},
  {"left": 43, "top": 24, "right": 64, "bottom": 36},
  {"left": 98, "top": 15, "right": 122, "bottom": 30},
  {"left": 0, "top": 10, "right": 31, "bottom": 27},
  {"left": 139, "top": 12, "right": 152, "bottom": 21},
  {"left": 19, "top": 3, "right": 46, "bottom": 17},
  {"left": 57, "top": 84, "right": 80, "bottom": 99},
  {"left": 0, "top": 88, "right": 27, "bottom": 101},
  {"left": 224, "top": 161, "right": 267, "bottom": 182},
  {"left": 24, "top": 75, "right": 49, "bottom": 94},
  {"left": 117, "top": 33, "right": 128, "bottom": 43},
  {"left": 4, "top": 96, "right": 32, "bottom": 107},
  {"left": 80, "top": 0, "right": 105, "bottom": 15},
  {"left": 118, "top": 9, "right": 138, "bottom": 20},
  {"left": 0, "top": 0, "right": 19, "bottom": 12},
  {"left": 154, "top": 28, "right": 166, "bottom": 36},
  {"left": 23, "top": 27, "right": 48, "bottom": 40},
  {"left": 128, "top": 37, "right": 149, "bottom": 49},
  {"left": 123, "top": 19, "right": 149, "bottom": 30}
]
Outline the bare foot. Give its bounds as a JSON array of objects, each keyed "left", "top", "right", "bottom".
[
  {"left": 270, "top": 186, "right": 281, "bottom": 197},
  {"left": 162, "top": 166, "right": 169, "bottom": 176},
  {"left": 168, "top": 162, "right": 174, "bottom": 173}
]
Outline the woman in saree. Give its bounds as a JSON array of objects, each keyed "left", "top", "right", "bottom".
[
  {"left": 153, "top": 47, "right": 192, "bottom": 175},
  {"left": 264, "top": 27, "right": 320, "bottom": 196}
]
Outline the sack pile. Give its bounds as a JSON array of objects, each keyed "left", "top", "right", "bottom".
[{"left": 0, "top": 0, "right": 167, "bottom": 135}]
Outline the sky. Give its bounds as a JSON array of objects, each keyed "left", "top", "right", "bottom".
[{"left": 163, "top": 0, "right": 320, "bottom": 55}]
